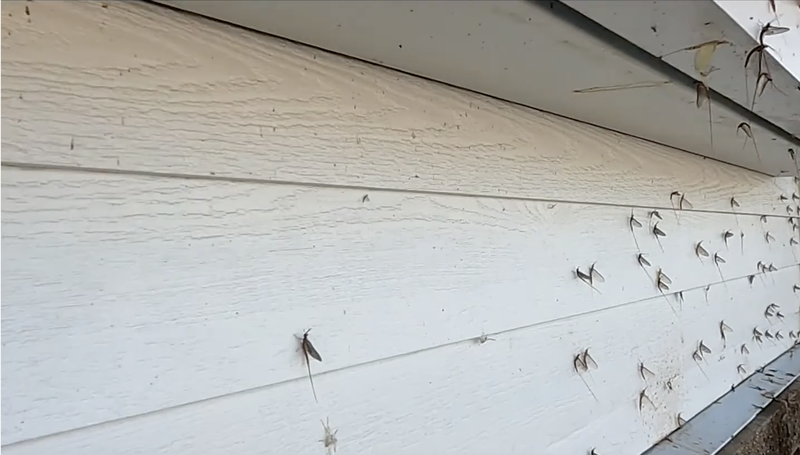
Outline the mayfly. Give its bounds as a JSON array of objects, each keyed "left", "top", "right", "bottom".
[
  {"left": 638, "top": 388, "right": 655, "bottom": 411},
  {"left": 791, "top": 238, "right": 798, "bottom": 246},
  {"left": 794, "top": 193, "right": 800, "bottom": 202},
  {"left": 793, "top": 284, "right": 800, "bottom": 293},
  {"left": 780, "top": 194, "right": 789, "bottom": 202},
  {"left": 704, "top": 285, "right": 711, "bottom": 303},
  {"left": 788, "top": 206, "right": 794, "bottom": 215},
  {"left": 776, "top": 311, "right": 784, "bottom": 320},
  {"left": 576, "top": 267, "right": 601, "bottom": 294},
  {"left": 737, "top": 364, "right": 747, "bottom": 375},
  {"left": 649, "top": 210, "right": 663, "bottom": 222},
  {"left": 753, "top": 328, "right": 763, "bottom": 343},
  {"left": 629, "top": 211, "right": 643, "bottom": 251},
  {"left": 573, "top": 351, "right": 598, "bottom": 401},
  {"left": 637, "top": 253, "right": 651, "bottom": 268},
  {"left": 699, "top": 340, "right": 712, "bottom": 355},
  {"left": 760, "top": 215, "right": 768, "bottom": 223},
  {"left": 731, "top": 197, "right": 740, "bottom": 209},
  {"left": 677, "top": 413, "right": 687, "bottom": 426},
  {"left": 639, "top": 362, "right": 655, "bottom": 381},
  {"left": 740, "top": 232, "right": 745, "bottom": 254},
  {"left": 656, "top": 269, "right": 678, "bottom": 315},
  {"left": 790, "top": 331, "right": 798, "bottom": 340},
  {"left": 713, "top": 252, "right": 726, "bottom": 282},
  {"left": 748, "top": 275, "right": 755, "bottom": 285},
  {"left": 691, "top": 349, "right": 710, "bottom": 379},
  {"left": 695, "top": 82, "right": 713, "bottom": 150},
  {"left": 589, "top": 263, "right": 605, "bottom": 285},
  {"left": 776, "top": 331, "right": 784, "bottom": 340},
  {"left": 765, "top": 232, "right": 776, "bottom": 243},
  {"left": 298, "top": 329, "right": 323, "bottom": 403},
  {"left": 720, "top": 321, "right": 733, "bottom": 347},
  {"left": 736, "top": 122, "right": 761, "bottom": 162},
  {"left": 723, "top": 230, "right": 734, "bottom": 248},
  {"left": 320, "top": 418, "right": 339, "bottom": 454},
  {"left": 653, "top": 222, "right": 667, "bottom": 252},
  {"left": 765, "top": 329, "right": 774, "bottom": 340},
  {"left": 695, "top": 241, "right": 710, "bottom": 259},
  {"left": 741, "top": 343, "right": 750, "bottom": 355}
]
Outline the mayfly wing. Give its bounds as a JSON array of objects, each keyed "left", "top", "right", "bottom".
[
  {"left": 589, "top": 263, "right": 605, "bottom": 284},
  {"left": 583, "top": 349, "right": 598, "bottom": 369},
  {"left": 303, "top": 331, "right": 323, "bottom": 362}
]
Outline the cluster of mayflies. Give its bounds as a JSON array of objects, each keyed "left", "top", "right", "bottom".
[{"left": 289, "top": 184, "right": 800, "bottom": 452}]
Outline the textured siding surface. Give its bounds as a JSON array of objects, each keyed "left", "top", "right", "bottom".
[{"left": 1, "top": 2, "right": 799, "bottom": 454}]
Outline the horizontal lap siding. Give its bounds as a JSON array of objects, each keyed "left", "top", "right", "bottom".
[{"left": 1, "top": 2, "right": 798, "bottom": 455}]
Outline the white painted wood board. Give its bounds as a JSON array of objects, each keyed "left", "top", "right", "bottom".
[
  {"left": 2, "top": 2, "right": 800, "bottom": 454},
  {"left": 2, "top": 1, "right": 799, "bottom": 200},
  {"left": 3, "top": 167, "right": 800, "bottom": 452},
  {"left": 3, "top": 257, "right": 798, "bottom": 455},
  {"left": 152, "top": 0, "right": 800, "bottom": 176},
  {"left": 562, "top": 0, "right": 800, "bottom": 138}
]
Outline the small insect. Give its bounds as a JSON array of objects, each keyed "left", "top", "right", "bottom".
[
  {"left": 731, "top": 197, "right": 740, "bottom": 208},
  {"left": 298, "top": 329, "right": 323, "bottom": 403},
  {"left": 637, "top": 253, "right": 651, "bottom": 268},
  {"left": 692, "top": 349, "right": 703, "bottom": 362},
  {"left": 776, "top": 331, "right": 784, "bottom": 340},
  {"left": 649, "top": 210, "right": 663, "bottom": 221},
  {"left": 639, "top": 362, "right": 655, "bottom": 380},
  {"left": 720, "top": 321, "right": 733, "bottom": 345},
  {"left": 638, "top": 389, "right": 655, "bottom": 411},
  {"left": 573, "top": 350, "right": 599, "bottom": 401},
  {"left": 657, "top": 269, "right": 671, "bottom": 292},
  {"left": 740, "top": 232, "right": 745, "bottom": 254},
  {"left": 361, "top": 194, "right": 370, "bottom": 203},
  {"left": 704, "top": 285, "right": 711, "bottom": 302},
  {"left": 741, "top": 344, "right": 750, "bottom": 355},
  {"left": 765, "top": 232, "right": 775, "bottom": 243},
  {"left": 794, "top": 194, "right": 800, "bottom": 202},
  {"left": 791, "top": 238, "right": 799, "bottom": 246},
  {"left": 723, "top": 230, "right": 734, "bottom": 247},
  {"left": 629, "top": 211, "right": 643, "bottom": 250},
  {"left": 780, "top": 195, "right": 789, "bottom": 202},
  {"left": 790, "top": 331, "right": 797, "bottom": 340},
  {"left": 670, "top": 191, "right": 693, "bottom": 211},
  {"left": 765, "top": 329, "right": 774, "bottom": 339},
  {"left": 737, "top": 364, "right": 747, "bottom": 375},
  {"left": 695, "top": 241, "right": 710, "bottom": 258},
  {"left": 320, "top": 417, "right": 339, "bottom": 454},
  {"left": 714, "top": 253, "right": 726, "bottom": 264},
  {"left": 794, "top": 285, "right": 800, "bottom": 293},
  {"left": 629, "top": 212, "right": 643, "bottom": 229},
  {"left": 788, "top": 206, "right": 795, "bottom": 215},
  {"left": 748, "top": 275, "right": 755, "bottom": 285},
  {"left": 589, "top": 263, "right": 605, "bottom": 284},
  {"left": 768, "top": 263, "right": 777, "bottom": 272},
  {"left": 475, "top": 333, "right": 496, "bottom": 344},
  {"left": 765, "top": 306, "right": 776, "bottom": 318},
  {"left": 695, "top": 82, "right": 713, "bottom": 149},
  {"left": 652, "top": 223, "right": 666, "bottom": 251},
  {"left": 699, "top": 340, "right": 711, "bottom": 355},
  {"left": 675, "top": 291, "right": 684, "bottom": 305},
  {"left": 753, "top": 328, "right": 763, "bottom": 343},
  {"left": 760, "top": 215, "right": 768, "bottom": 223},
  {"left": 576, "top": 267, "right": 601, "bottom": 294}
]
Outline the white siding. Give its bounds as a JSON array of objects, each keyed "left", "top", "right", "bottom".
[{"left": 1, "top": 2, "right": 798, "bottom": 455}]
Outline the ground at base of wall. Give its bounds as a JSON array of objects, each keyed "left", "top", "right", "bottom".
[{"left": 719, "top": 379, "right": 800, "bottom": 455}]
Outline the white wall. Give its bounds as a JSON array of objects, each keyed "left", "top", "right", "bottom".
[{"left": 1, "top": 2, "right": 798, "bottom": 454}]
